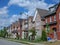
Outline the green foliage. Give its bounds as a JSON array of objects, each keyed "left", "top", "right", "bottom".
[
  {"left": 16, "top": 33, "right": 19, "bottom": 40},
  {"left": 46, "top": 23, "right": 50, "bottom": 33},
  {"left": 29, "top": 27, "right": 36, "bottom": 36},
  {"left": 41, "top": 30, "right": 47, "bottom": 41},
  {"left": 34, "top": 37, "right": 41, "bottom": 42},
  {"left": 0, "top": 30, "right": 4, "bottom": 37},
  {"left": 0, "top": 27, "right": 8, "bottom": 38},
  {"left": 29, "top": 27, "right": 36, "bottom": 40}
]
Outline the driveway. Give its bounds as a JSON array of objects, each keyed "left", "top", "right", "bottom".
[{"left": 0, "top": 39, "right": 26, "bottom": 45}]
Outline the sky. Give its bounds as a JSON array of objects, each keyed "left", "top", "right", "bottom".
[{"left": 0, "top": 0, "right": 60, "bottom": 29}]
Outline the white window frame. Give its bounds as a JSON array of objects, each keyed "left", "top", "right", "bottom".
[
  {"left": 36, "top": 21, "right": 40, "bottom": 26},
  {"left": 46, "top": 19, "right": 47, "bottom": 23},
  {"left": 54, "top": 15, "right": 56, "bottom": 21},
  {"left": 50, "top": 17, "right": 52, "bottom": 22},
  {"left": 50, "top": 8, "right": 55, "bottom": 12}
]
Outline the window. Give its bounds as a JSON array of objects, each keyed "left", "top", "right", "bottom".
[
  {"left": 59, "top": 13, "right": 60, "bottom": 19},
  {"left": 46, "top": 19, "right": 47, "bottom": 23},
  {"left": 25, "top": 24, "right": 28, "bottom": 28},
  {"left": 36, "top": 22, "right": 40, "bottom": 26},
  {"left": 46, "top": 27, "right": 50, "bottom": 33},
  {"left": 59, "top": 25, "right": 60, "bottom": 32},
  {"left": 50, "top": 8, "right": 55, "bottom": 12},
  {"left": 54, "top": 15, "right": 56, "bottom": 21},
  {"left": 50, "top": 17, "right": 52, "bottom": 22}
]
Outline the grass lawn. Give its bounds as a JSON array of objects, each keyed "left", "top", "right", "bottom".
[{"left": 45, "top": 41, "right": 60, "bottom": 45}]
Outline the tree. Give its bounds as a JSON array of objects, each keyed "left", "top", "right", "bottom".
[
  {"left": 46, "top": 23, "right": 50, "bottom": 33},
  {"left": 41, "top": 30, "right": 47, "bottom": 41},
  {"left": 0, "top": 27, "right": 8, "bottom": 38},
  {"left": 29, "top": 27, "right": 36, "bottom": 40},
  {"left": 3, "top": 27, "right": 8, "bottom": 38},
  {"left": 0, "top": 30, "right": 4, "bottom": 37}
]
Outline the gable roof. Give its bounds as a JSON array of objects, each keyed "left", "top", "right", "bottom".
[
  {"left": 36, "top": 8, "right": 49, "bottom": 18},
  {"left": 33, "top": 8, "right": 48, "bottom": 21},
  {"left": 44, "top": 3, "right": 60, "bottom": 17}
]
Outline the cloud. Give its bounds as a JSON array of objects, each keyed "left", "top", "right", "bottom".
[
  {"left": 52, "top": 0, "right": 60, "bottom": 3},
  {"left": 8, "top": 0, "right": 54, "bottom": 16},
  {"left": 9, "top": 13, "right": 28, "bottom": 23},
  {"left": 0, "top": 6, "right": 8, "bottom": 15},
  {"left": 0, "top": 6, "right": 9, "bottom": 29},
  {"left": 9, "top": 15, "right": 22, "bottom": 23},
  {"left": 0, "top": 0, "right": 56, "bottom": 29},
  {"left": 0, "top": 15, "right": 10, "bottom": 29}
]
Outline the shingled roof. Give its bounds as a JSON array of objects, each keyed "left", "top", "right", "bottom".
[
  {"left": 36, "top": 8, "right": 49, "bottom": 18},
  {"left": 44, "top": 2, "right": 60, "bottom": 17},
  {"left": 33, "top": 8, "right": 49, "bottom": 21}
]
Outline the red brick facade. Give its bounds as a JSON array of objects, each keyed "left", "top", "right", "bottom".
[
  {"left": 44, "top": 3, "right": 60, "bottom": 40},
  {"left": 10, "top": 19, "right": 22, "bottom": 38}
]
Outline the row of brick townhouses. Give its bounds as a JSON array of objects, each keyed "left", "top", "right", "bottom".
[
  {"left": 21, "top": 8, "right": 49, "bottom": 39},
  {"left": 7, "top": 2, "right": 60, "bottom": 40},
  {"left": 7, "top": 19, "right": 23, "bottom": 38},
  {"left": 22, "top": 16, "right": 34, "bottom": 39},
  {"left": 7, "top": 7, "right": 48, "bottom": 39}
]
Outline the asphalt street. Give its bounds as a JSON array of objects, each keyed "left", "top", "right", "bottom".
[{"left": 0, "top": 39, "right": 26, "bottom": 45}]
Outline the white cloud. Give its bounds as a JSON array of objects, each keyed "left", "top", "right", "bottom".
[
  {"left": 0, "top": 6, "right": 8, "bottom": 15},
  {"left": 8, "top": 0, "right": 54, "bottom": 16},
  {"left": 9, "top": 13, "right": 28, "bottom": 23},
  {"left": 0, "top": 6, "right": 9, "bottom": 29},
  {"left": 9, "top": 15, "right": 22, "bottom": 23},
  {"left": 0, "top": 15, "right": 10, "bottom": 29},
  {"left": 0, "top": 0, "right": 56, "bottom": 29},
  {"left": 52, "top": 0, "right": 59, "bottom": 3}
]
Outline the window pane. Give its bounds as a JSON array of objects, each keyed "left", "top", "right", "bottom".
[
  {"left": 50, "top": 17, "right": 52, "bottom": 22},
  {"left": 46, "top": 19, "right": 47, "bottom": 23},
  {"left": 54, "top": 15, "right": 56, "bottom": 21}
]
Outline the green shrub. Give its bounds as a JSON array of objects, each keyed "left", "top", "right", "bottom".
[
  {"left": 34, "top": 37, "right": 41, "bottom": 42},
  {"left": 29, "top": 27, "right": 36, "bottom": 40},
  {"left": 41, "top": 30, "right": 47, "bottom": 41}
]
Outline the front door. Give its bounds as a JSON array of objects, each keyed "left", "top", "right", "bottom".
[
  {"left": 53, "top": 28, "right": 57, "bottom": 39},
  {"left": 24, "top": 31, "right": 28, "bottom": 39}
]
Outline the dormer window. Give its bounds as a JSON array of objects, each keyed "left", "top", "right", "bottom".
[
  {"left": 49, "top": 6, "right": 56, "bottom": 12},
  {"left": 49, "top": 8, "right": 55, "bottom": 12}
]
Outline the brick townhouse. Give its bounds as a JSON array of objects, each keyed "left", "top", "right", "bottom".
[
  {"left": 7, "top": 3, "right": 60, "bottom": 40},
  {"left": 33, "top": 8, "right": 48, "bottom": 38},
  {"left": 43, "top": 3, "right": 60, "bottom": 40},
  {"left": 21, "top": 8, "right": 48, "bottom": 39},
  {"left": 22, "top": 16, "right": 33, "bottom": 39},
  {"left": 7, "top": 19, "right": 22, "bottom": 38}
]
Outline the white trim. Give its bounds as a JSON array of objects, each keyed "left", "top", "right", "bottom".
[
  {"left": 33, "top": 9, "right": 38, "bottom": 21},
  {"left": 46, "top": 19, "right": 47, "bottom": 23},
  {"left": 54, "top": 15, "right": 56, "bottom": 21},
  {"left": 50, "top": 17, "right": 52, "bottom": 22}
]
